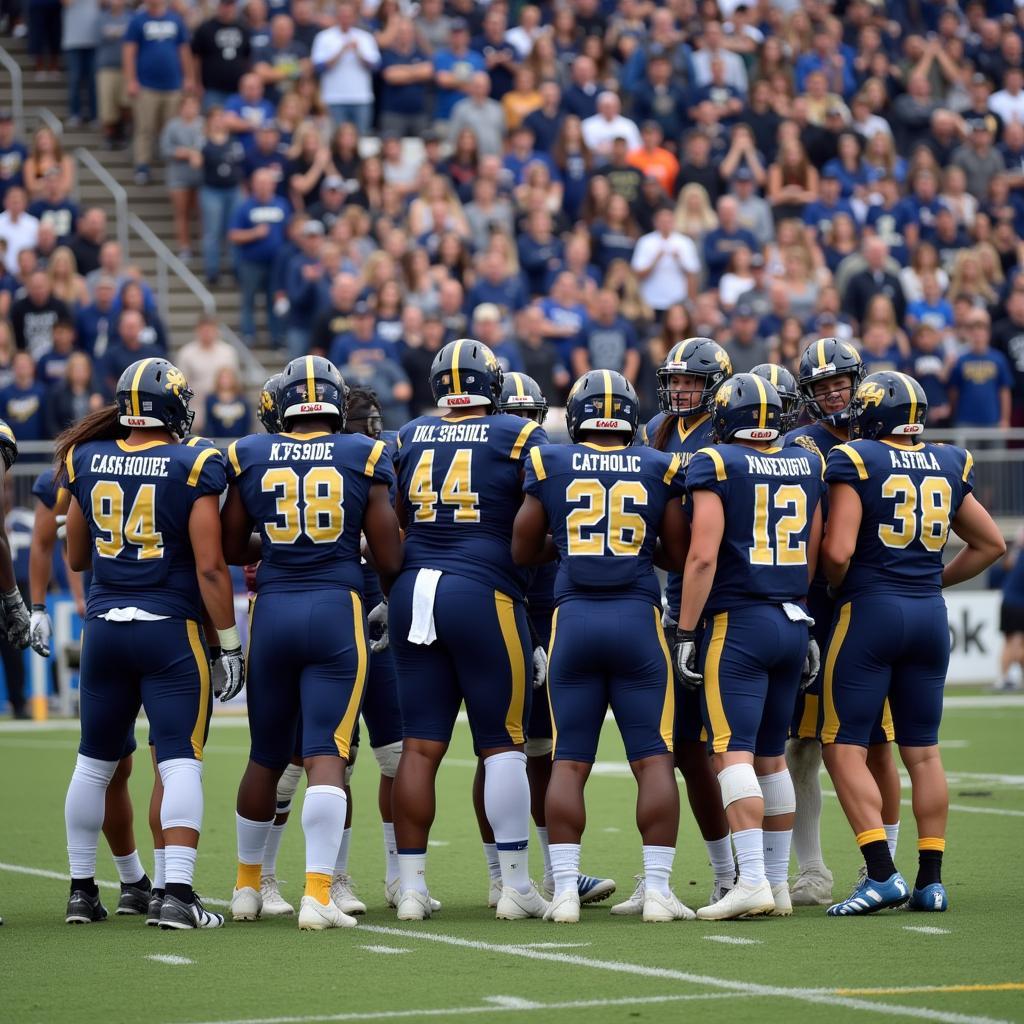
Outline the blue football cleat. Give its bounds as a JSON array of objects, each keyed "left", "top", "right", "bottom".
[
  {"left": 907, "top": 883, "right": 948, "bottom": 912},
  {"left": 826, "top": 872, "right": 910, "bottom": 916},
  {"left": 577, "top": 874, "right": 616, "bottom": 905}
]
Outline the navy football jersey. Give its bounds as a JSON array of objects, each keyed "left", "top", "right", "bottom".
[
  {"left": 639, "top": 411, "right": 714, "bottom": 620},
  {"left": 64, "top": 439, "right": 226, "bottom": 619},
  {"left": 32, "top": 467, "right": 66, "bottom": 511},
  {"left": 523, "top": 442, "right": 685, "bottom": 606},
  {"left": 686, "top": 443, "right": 824, "bottom": 614},
  {"left": 395, "top": 413, "right": 546, "bottom": 599},
  {"left": 227, "top": 429, "right": 393, "bottom": 595},
  {"left": 825, "top": 439, "right": 974, "bottom": 600}
]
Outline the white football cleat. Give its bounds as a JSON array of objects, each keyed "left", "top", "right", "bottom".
[
  {"left": 487, "top": 877, "right": 502, "bottom": 909},
  {"left": 231, "top": 886, "right": 262, "bottom": 922},
  {"left": 543, "top": 889, "right": 581, "bottom": 924},
  {"left": 697, "top": 878, "right": 775, "bottom": 920},
  {"left": 396, "top": 888, "right": 433, "bottom": 921},
  {"left": 642, "top": 888, "right": 696, "bottom": 922},
  {"left": 385, "top": 878, "right": 441, "bottom": 912},
  {"left": 770, "top": 882, "right": 793, "bottom": 917},
  {"left": 260, "top": 876, "right": 294, "bottom": 917},
  {"left": 330, "top": 873, "right": 367, "bottom": 915},
  {"left": 789, "top": 866, "right": 833, "bottom": 907},
  {"left": 496, "top": 883, "right": 549, "bottom": 920},
  {"left": 298, "top": 895, "right": 357, "bottom": 930},
  {"left": 610, "top": 874, "right": 645, "bottom": 915}
]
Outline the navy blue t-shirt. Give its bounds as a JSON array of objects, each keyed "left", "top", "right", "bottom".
[{"left": 125, "top": 10, "right": 189, "bottom": 91}]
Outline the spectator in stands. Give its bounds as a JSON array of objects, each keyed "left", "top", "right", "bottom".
[
  {"left": 999, "top": 529, "right": 1024, "bottom": 693},
  {"left": 66, "top": 207, "right": 107, "bottom": 277},
  {"left": 27, "top": 0, "right": 62, "bottom": 79},
  {"left": 22, "top": 127, "right": 73, "bottom": 202},
  {"left": 471, "top": 302, "right": 522, "bottom": 374},
  {"left": 574, "top": 288, "right": 639, "bottom": 382},
  {"left": 950, "top": 310, "right": 1013, "bottom": 429},
  {"left": 311, "top": 271, "right": 360, "bottom": 355},
  {"left": 46, "top": 246, "right": 89, "bottom": 311},
  {"left": 990, "top": 66, "right": 1024, "bottom": 128},
  {"left": 96, "top": 0, "right": 131, "bottom": 148},
  {"left": 75, "top": 273, "right": 118, "bottom": 355},
  {"left": 0, "top": 112, "right": 27, "bottom": 203},
  {"left": 109, "top": 278, "right": 166, "bottom": 351},
  {"left": 726, "top": 299, "right": 772, "bottom": 373},
  {"left": 44, "top": 349, "right": 97, "bottom": 436},
  {"left": 631, "top": 204, "right": 699, "bottom": 317},
  {"left": 200, "top": 106, "right": 246, "bottom": 285},
  {"left": 311, "top": 0, "right": 380, "bottom": 133},
  {"left": 62, "top": 0, "right": 99, "bottom": 128},
  {"left": 0, "top": 350, "right": 47, "bottom": 440},
  {"left": 123, "top": 0, "right": 195, "bottom": 185},
  {"left": 703, "top": 195, "right": 759, "bottom": 290},
  {"left": 378, "top": 17, "right": 433, "bottom": 139},
  {"left": 433, "top": 19, "right": 484, "bottom": 124},
  {"left": 224, "top": 73, "right": 276, "bottom": 155},
  {"left": 35, "top": 315, "right": 76, "bottom": 387},
  {"left": 449, "top": 72, "right": 505, "bottom": 158},
  {"left": 843, "top": 236, "right": 906, "bottom": 328},
  {"left": 993, "top": 279, "right": 1024, "bottom": 427},
  {"left": 175, "top": 313, "right": 241, "bottom": 428},
  {"left": 581, "top": 92, "right": 641, "bottom": 161},
  {"left": 953, "top": 118, "right": 1007, "bottom": 202},
  {"left": 160, "top": 93, "right": 204, "bottom": 261},
  {"left": 204, "top": 366, "right": 250, "bottom": 437},
  {"left": 27, "top": 170, "right": 78, "bottom": 243},
  {"left": 253, "top": 15, "right": 310, "bottom": 105},
  {"left": 191, "top": 0, "right": 251, "bottom": 111},
  {"left": 11, "top": 269, "right": 68, "bottom": 356},
  {"left": 907, "top": 322, "right": 953, "bottom": 428}
]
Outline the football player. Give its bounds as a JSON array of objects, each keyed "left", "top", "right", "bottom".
[
  {"left": 514, "top": 370, "right": 693, "bottom": 923},
  {"left": 57, "top": 358, "right": 241, "bottom": 930},
  {"left": 389, "top": 340, "right": 548, "bottom": 921},
  {"left": 750, "top": 364, "right": 801, "bottom": 434},
  {"left": 783, "top": 338, "right": 902, "bottom": 908},
  {"left": 222, "top": 357, "right": 402, "bottom": 931},
  {"left": 622, "top": 338, "right": 735, "bottom": 914},
  {"left": 821, "top": 372, "right": 1004, "bottom": 915},
  {"left": 675, "top": 373, "right": 823, "bottom": 920}
]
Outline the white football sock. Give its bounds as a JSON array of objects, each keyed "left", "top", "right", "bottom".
[
  {"left": 482, "top": 842, "right": 501, "bottom": 881},
  {"left": 301, "top": 785, "right": 346, "bottom": 877},
  {"left": 112, "top": 850, "right": 145, "bottom": 885},
  {"left": 884, "top": 821, "right": 900, "bottom": 860},
  {"left": 65, "top": 754, "right": 118, "bottom": 880},
  {"left": 705, "top": 834, "right": 735, "bottom": 884},
  {"left": 549, "top": 843, "right": 580, "bottom": 898},
  {"left": 642, "top": 845, "right": 675, "bottom": 897},
  {"left": 164, "top": 845, "right": 197, "bottom": 887},
  {"left": 763, "top": 830, "right": 793, "bottom": 885},
  {"left": 535, "top": 825, "right": 553, "bottom": 882},
  {"left": 787, "top": 739, "right": 826, "bottom": 872},
  {"left": 236, "top": 813, "right": 273, "bottom": 871},
  {"left": 153, "top": 848, "right": 166, "bottom": 890},
  {"left": 262, "top": 822, "right": 287, "bottom": 877},
  {"left": 382, "top": 822, "right": 399, "bottom": 886},
  {"left": 733, "top": 827, "right": 766, "bottom": 885},
  {"left": 398, "top": 851, "right": 428, "bottom": 895},
  {"left": 334, "top": 827, "right": 353, "bottom": 875},
  {"left": 484, "top": 751, "right": 532, "bottom": 894}
]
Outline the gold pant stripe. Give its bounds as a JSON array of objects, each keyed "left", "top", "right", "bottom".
[
  {"left": 333, "top": 592, "right": 368, "bottom": 759},
  {"left": 704, "top": 613, "right": 731, "bottom": 754},
  {"left": 821, "top": 602, "right": 852, "bottom": 744},
  {"left": 186, "top": 619, "right": 211, "bottom": 760},
  {"left": 798, "top": 693, "right": 820, "bottom": 740},
  {"left": 652, "top": 606, "right": 675, "bottom": 753},
  {"left": 496, "top": 591, "right": 527, "bottom": 744}
]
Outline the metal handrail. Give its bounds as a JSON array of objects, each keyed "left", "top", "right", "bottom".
[
  {"left": 0, "top": 47, "right": 23, "bottom": 134},
  {"left": 75, "top": 147, "right": 129, "bottom": 256},
  {"left": 36, "top": 107, "right": 62, "bottom": 136}
]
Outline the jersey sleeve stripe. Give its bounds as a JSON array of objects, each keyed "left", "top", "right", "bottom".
[
  {"left": 510, "top": 420, "right": 538, "bottom": 461},
  {"left": 227, "top": 440, "right": 242, "bottom": 476},
  {"left": 364, "top": 438, "right": 386, "bottom": 476},
  {"left": 663, "top": 452, "right": 682, "bottom": 484},
  {"left": 834, "top": 443, "right": 868, "bottom": 480},
  {"left": 185, "top": 435, "right": 206, "bottom": 447},
  {"left": 0, "top": 422, "right": 14, "bottom": 442},
  {"left": 698, "top": 446, "right": 727, "bottom": 481},
  {"left": 962, "top": 450, "right": 974, "bottom": 482},
  {"left": 64, "top": 443, "right": 76, "bottom": 483},
  {"left": 529, "top": 445, "right": 546, "bottom": 481},
  {"left": 186, "top": 447, "right": 218, "bottom": 487}
]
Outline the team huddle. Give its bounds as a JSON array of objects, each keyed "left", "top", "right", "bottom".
[{"left": 0, "top": 326, "right": 1004, "bottom": 931}]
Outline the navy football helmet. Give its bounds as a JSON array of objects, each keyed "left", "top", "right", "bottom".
[
  {"left": 257, "top": 373, "right": 284, "bottom": 433},
  {"left": 499, "top": 371, "right": 548, "bottom": 423},
  {"left": 0, "top": 417, "right": 17, "bottom": 471},
  {"left": 279, "top": 356, "right": 346, "bottom": 428},
  {"left": 797, "top": 337, "right": 864, "bottom": 427},
  {"left": 430, "top": 338, "right": 503, "bottom": 409},
  {"left": 566, "top": 369, "right": 640, "bottom": 443},
  {"left": 711, "top": 371, "right": 783, "bottom": 443},
  {"left": 656, "top": 337, "right": 732, "bottom": 416},
  {"left": 751, "top": 363, "right": 801, "bottom": 433},
  {"left": 116, "top": 358, "right": 195, "bottom": 438},
  {"left": 850, "top": 371, "right": 928, "bottom": 440}
]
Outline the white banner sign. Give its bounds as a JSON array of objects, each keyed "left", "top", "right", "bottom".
[{"left": 944, "top": 591, "right": 1002, "bottom": 686}]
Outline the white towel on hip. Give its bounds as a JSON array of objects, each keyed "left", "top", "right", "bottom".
[{"left": 408, "top": 568, "right": 443, "bottom": 645}]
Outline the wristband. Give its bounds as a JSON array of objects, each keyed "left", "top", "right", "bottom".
[
  {"left": 217, "top": 625, "right": 241, "bottom": 650},
  {"left": 675, "top": 628, "right": 697, "bottom": 643},
  {"left": 32, "top": 603, "right": 46, "bottom": 611}
]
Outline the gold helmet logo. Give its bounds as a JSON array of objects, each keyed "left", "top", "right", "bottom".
[
  {"left": 164, "top": 367, "right": 188, "bottom": 397},
  {"left": 715, "top": 382, "right": 734, "bottom": 406},
  {"left": 857, "top": 381, "right": 886, "bottom": 407},
  {"left": 259, "top": 388, "right": 274, "bottom": 413},
  {"left": 715, "top": 349, "right": 732, "bottom": 373}
]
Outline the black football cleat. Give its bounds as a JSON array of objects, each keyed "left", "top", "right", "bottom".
[
  {"left": 158, "top": 893, "right": 224, "bottom": 930},
  {"left": 66, "top": 889, "right": 108, "bottom": 924},
  {"left": 117, "top": 880, "right": 152, "bottom": 916},
  {"left": 146, "top": 889, "right": 165, "bottom": 927}
]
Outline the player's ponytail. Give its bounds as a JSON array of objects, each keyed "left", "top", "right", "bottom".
[
  {"left": 650, "top": 415, "right": 676, "bottom": 452},
  {"left": 54, "top": 404, "right": 127, "bottom": 483}
]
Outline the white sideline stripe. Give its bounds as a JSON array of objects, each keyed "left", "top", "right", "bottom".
[
  {"left": 517, "top": 942, "right": 591, "bottom": 949},
  {"left": 146, "top": 954, "right": 193, "bottom": 965},
  {"left": 359, "top": 946, "right": 410, "bottom": 955},
  {"left": 353, "top": 924, "right": 1011, "bottom": 1024},
  {"left": 484, "top": 996, "right": 542, "bottom": 1009},
  {"left": 820, "top": 791, "right": 1024, "bottom": 819},
  {"left": 175, "top": 992, "right": 757, "bottom": 1024},
  {"left": 704, "top": 935, "right": 760, "bottom": 945},
  {"left": 903, "top": 926, "right": 951, "bottom": 935},
  {"left": 0, "top": 862, "right": 231, "bottom": 908}
]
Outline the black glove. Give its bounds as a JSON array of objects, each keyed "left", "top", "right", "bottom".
[
  {"left": 672, "top": 628, "right": 702, "bottom": 689},
  {"left": 218, "top": 646, "right": 245, "bottom": 702}
]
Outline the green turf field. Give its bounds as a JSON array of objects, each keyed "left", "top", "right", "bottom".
[{"left": 1, "top": 697, "right": 1022, "bottom": 1024}]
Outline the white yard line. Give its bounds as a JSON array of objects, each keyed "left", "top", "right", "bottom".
[
  {"left": 704, "top": 935, "right": 761, "bottom": 945},
  {"left": 146, "top": 954, "right": 194, "bottom": 965},
  {"left": 359, "top": 946, "right": 410, "bottom": 955},
  {"left": 902, "top": 926, "right": 951, "bottom": 936}
]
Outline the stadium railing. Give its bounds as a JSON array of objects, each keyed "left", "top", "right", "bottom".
[{"left": 0, "top": 45, "right": 22, "bottom": 134}]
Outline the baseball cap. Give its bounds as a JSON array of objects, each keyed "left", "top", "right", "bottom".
[
  {"left": 301, "top": 220, "right": 325, "bottom": 237},
  {"left": 353, "top": 300, "right": 373, "bottom": 316},
  {"left": 473, "top": 302, "right": 502, "bottom": 324},
  {"left": 323, "top": 175, "right": 344, "bottom": 190},
  {"left": 732, "top": 166, "right": 754, "bottom": 183},
  {"left": 450, "top": 16, "right": 469, "bottom": 31},
  {"left": 734, "top": 300, "right": 757, "bottom": 318}
]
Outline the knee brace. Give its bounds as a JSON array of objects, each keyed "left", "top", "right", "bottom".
[
  {"left": 75, "top": 753, "right": 120, "bottom": 787},
  {"left": 717, "top": 762, "right": 762, "bottom": 809},
  {"left": 157, "top": 757, "right": 204, "bottom": 832},
  {"left": 524, "top": 737, "right": 553, "bottom": 758},
  {"left": 275, "top": 762, "right": 303, "bottom": 814},
  {"left": 372, "top": 740, "right": 402, "bottom": 779},
  {"left": 757, "top": 769, "right": 796, "bottom": 817}
]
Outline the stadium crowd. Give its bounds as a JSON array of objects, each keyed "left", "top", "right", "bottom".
[{"left": 0, "top": 0, "right": 1021, "bottom": 440}]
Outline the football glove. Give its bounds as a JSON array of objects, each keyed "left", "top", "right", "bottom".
[
  {"left": 672, "top": 628, "right": 703, "bottom": 689},
  {"left": 367, "top": 599, "right": 389, "bottom": 654},
  {"left": 532, "top": 645, "right": 548, "bottom": 689},
  {"left": 29, "top": 604, "right": 52, "bottom": 657},
  {"left": 1, "top": 589, "right": 31, "bottom": 650},
  {"left": 207, "top": 644, "right": 227, "bottom": 697},
  {"left": 218, "top": 646, "right": 245, "bottom": 702},
  {"left": 801, "top": 637, "right": 821, "bottom": 691}
]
